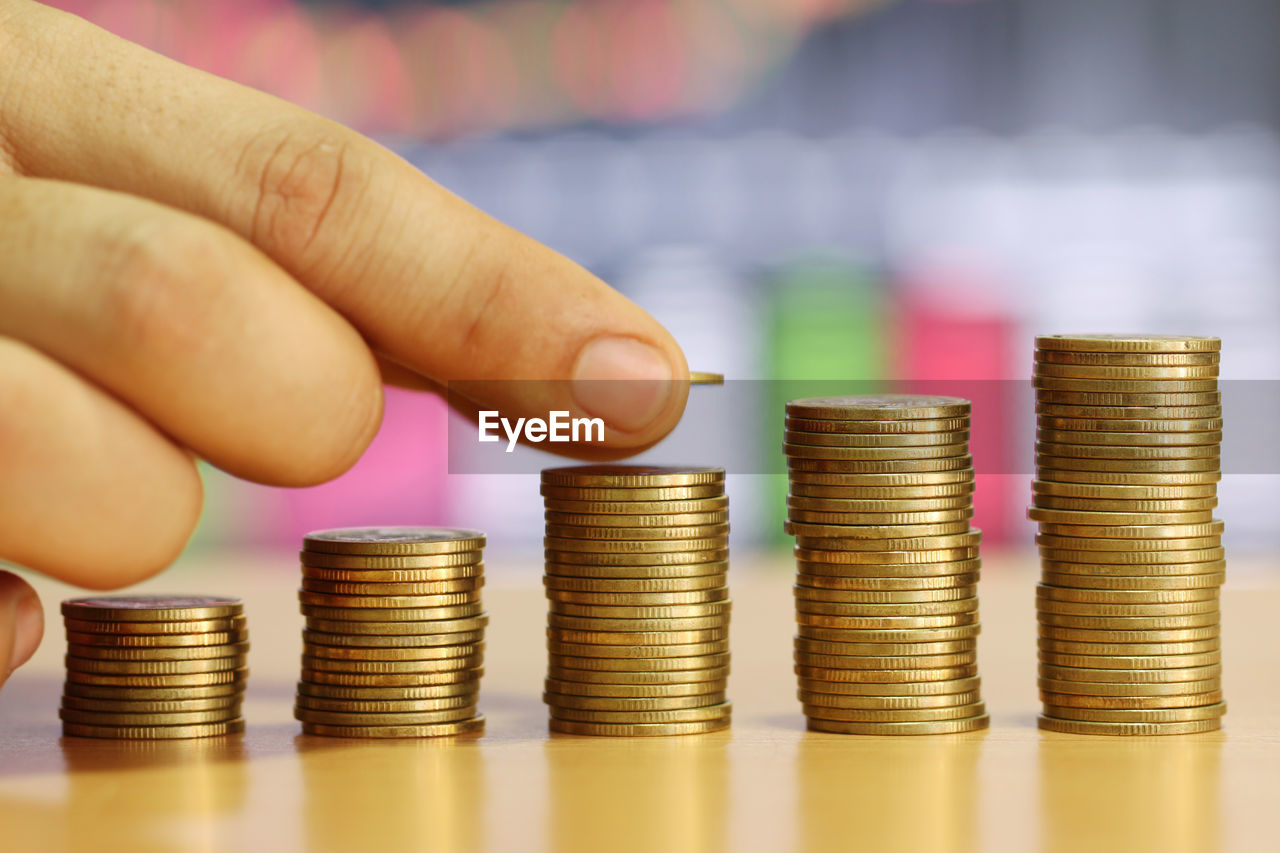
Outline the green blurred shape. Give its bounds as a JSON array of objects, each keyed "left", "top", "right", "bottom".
[{"left": 763, "top": 256, "right": 888, "bottom": 547}]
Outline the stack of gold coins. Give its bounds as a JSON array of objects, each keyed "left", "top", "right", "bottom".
[
  {"left": 60, "top": 596, "right": 247, "bottom": 739},
  {"left": 541, "top": 465, "right": 732, "bottom": 736},
  {"left": 1031, "top": 334, "right": 1226, "bottom": 735},
  {"left": 296, "top": 527, "right": 487, "bottom": 738},
  {"left": 784, "top": 395, "right": 989, "bottom": 735}
]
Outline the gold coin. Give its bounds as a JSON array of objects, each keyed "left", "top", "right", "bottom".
[
  {"left": 799, "top": 689, "right": 982, "bottom": 710},
  {"left": 787, "top": 457, "right": 974, "bottom": 474},
  {"left": 303, "top": 527, "right": 485, "bottom": 556},
  {"left": 543, "top": 575, "right": 725, "bottom": 593},
  {"left": 300, "top": 717, "right": 485, "bottom": 738},
  {"left": 296, "top": 682, "right": 478, "bottom": 701},
  {"left": 61, "top": 596, "right": 242, "bottom": 622},
  {"left": 795, "top": 652, "right": 976, "bottom": 670},
  {"left": 540, "top": 484, "right": 724, "bottom": 502},
  {"left": 1035, "top": 532, "right": 1220, "bottom": 550},
  {"left": 806, "top": 715, "right": 988, "bottom": 735},
  {"left": 1038, "top": 663, "right": 1221, "bottom": 683},
  {"left": 784, "top": 430, "right": 970, "bottom": 448},
  {"left": 294, "top": 707, "right": 477, "bottom": 726},
  {"left": 1037, "top": 677, "right": 1220, "bottom": 696},
  {"left": 796, "top": 552, "right": 981, "bottom": 570},
  {"left": 299, "top": 553, "right": 483, "bottom": 571},
  {"left": 301, "top": 578, "right": 482, "bottom": 596},
  {"left": 66, "top": 643, "right": 250, "bottom": 662},
  {"left": 1037, "top": 469, "right": 1222, "bottom": 486},
  {"left": 1036, "top": 402, "right": 1221, "bottom": 419},
  {"left": 785, "top": 395, "right": 970, "bottom": 421},
  {"left": 794, "top": 598, "right": 977, "bottom": 617},
  {"left": 547, "top": 614, "right": 731, "bottom": 632},
  {"left": 1039, "top": 546, "right": 1225, "bottom": 564},
  {"left": 547, "top": 601, "right": 732, "bottom": 620},
  {"left": 1035, "top": 347, "right": 1220, "bottom": 364},
  {"left": 543, "top": 692, "right": 726, "bottom": 711},
  {"left": 1038, "top": 638, "right": 1218, "bottom": 656},
  {"left": 548, "top": 718, "right": 730, "bottom": 736},
  {"left": 545, "top": 560, "right": 730, "bottom": 579},
  {"left": 689, "top": 371, "right": 724, "bottom": 385},
  {"left": 63, "top": 682, "right": 243, "bottom": 701},
  {"left": 62, "top": 718, "right": 246, "bottom": 740},
  {"left": 804, "top": 701, "right": 986, "bottom": 723},
  {"left": 795, "top": 532, "right": 981, "bottom": 551},
  {"left": 301, "top": 655, "right": 481, "bottom": 674},
  {"left": 64, "top": 630, "right": 248, "bottom": 648},
  {"left": 797, "top": 612, "right": 978, "bottom": 630},
  {"left": 1035, "top": 519, "right": 1224, "bottom": 539},
  {"left": 1036, "top": 716, "right": 1220, "bottom": 736},
  {"left": 61, "top": 616, "right": 247, "bottom": 636},
  {"left": 787, "top": 521, "right": 973, "bottom": 539},
  {"left": 65, "top": 668, "right": 249, "bottom": 688},
  {"left": 1028, "top": 508, "right": 1214, "bottom": 526},
  {"left": 549, "top": 702, "right": 732, "bottom": 725},
  {"left": 1033, "top": 334, "right": 1221, "bottom": 354},
  {"left": 1035, "top": 390, "right": 1221, "bottom": 407},
  {"left": 545, "top": 666, "right": 730, "bottom": 685},
  {"left": 793, "top": 586, "right": 977, "bottom": 604},
  {"left": 65, "top": 656, "right": 245, "bottom": 675},
  {"left": 300, "top": 668, "right": 480, "bottom": 687},
  {"left": 1037, "top": 625, "right": 1219, "bottom": 643},
  {"left": 784, "top": 443, "right": 970, "bottom": 461},
  {"left": 542, "top": 497, "right": 729, "bottom": 515},
  {"left": 59, "top": 708, "right": 241, "bottom": 726},
  {"left": 304, "top": 643, "right": 481, "bottom": 662},
  {"left": 300, "top": 604, "right": 485, "bottom": 622},
  {"left": 544, "top": 509, "right": 728, "bottom": 527},
  {"left": 1036, "top": 586, "right": 1218, "bottom": 604},
  {"left": 1036, "top": 613, "right": 1218, "bottom": 630},
  {"left": 789, "top": 482, "right": 975, "bottom": 500},
  {"left": 294, "top": 694, "right": 476, "bottom": 713},
  {"left": 548, "top": 653, "right": 729, "bottom": 673},
  {"left": 794, "top": 638, "right": 976, "bottom": 657},
  {"left": 541, "top": 466, "right": 724, "bottom": 488},
  {"left": 548, "top": 640, "right": 729, "bottom": 659},
  {"left": 786, "top": 509, "right": 973, "bottom": 526},
  {"left": 301, "top": 567, "right": 485, "bottom": 585},
  {"left": 1034, "top": 497, "right": 1218, "bottom": 514},
  {"left": 298, "top": 590, "right": 482, "bottom": 609},
  {"left": 1037, "top": 442, "right": 1220, "bottom": 460},
  {"left": 1033, "top": 376, "right": 1218, "bottom": 393},
  {"left": 1035, "top": 363, "right": 1219, "bottom": 380},
  {"left": 784, "top": 416, "right": 970, "bottom": 434},
  {"left": 797, "top": 625, "right": 981, "bottom": 644},
  {"left": 303, "top": 615, "right": 488, "bottom": 636},
  {"left": 543, "top": 537, "right": 728, "bottom": 554},
  {"left": 797, "top": 573, "right": 980, "bottom": 591},
  {"left": 544, "top": 678, "right": 726, "bottom": 698},
  {"left": 544, "top": 523, "right": 731, "bottom": 542},
  {"left": 60, "top": 695, "right": 241, "bottom": 713},
  {"left": 1040, "top": 652, "right": 1221, "bottom": 670},
  {"left": 795, "top": 665, "right": 978, "bottom": 683},
  {"left": 1037, "top": 416, "right": 1223, "bottom": 433},
  {"left": 548, "top": 628, "right": 728, "bottom": 646},
  {"left": 1040, "top": 572, "right": 1224, "bottom": 591},
  {"left": 1039, "top": 560, "right": 1226, "bottom": 578},
  {"left": 1039, "top": 691, "right": 1222, "bottom": 710},
  {"left": 786, "top": 495, "right": 973, "bottom": 512},
  {"left": 797, "top": 675, "right": 981, "bottom": 696}
]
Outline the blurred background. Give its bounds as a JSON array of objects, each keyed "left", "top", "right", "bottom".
[{"left": 46, "top": 0, "right": 1280, "bottom": 569}]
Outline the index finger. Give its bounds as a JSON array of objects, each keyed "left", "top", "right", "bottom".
[{"left": 0, "top": 0, "right": 690, "bottom": 446}]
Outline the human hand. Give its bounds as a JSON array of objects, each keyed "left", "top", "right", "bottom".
[{"left": 0, "top": 0, "right": 689, "bottom": 681}]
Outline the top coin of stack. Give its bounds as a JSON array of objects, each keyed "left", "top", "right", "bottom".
[
  {"left": 60, "top": 596, "right": 248, "bottom": 739},
  {"left": 541, "top": 465, "right": 732, "bottom": 737},
  {"left": 296, "top": 527, "right": 488, "bottom": 738},
  {"left": 1030, "top": 334, "right": 1227, "bottom": 736},
  {"left": 784, "top": 395, "right": 989, "bottom": 735}
]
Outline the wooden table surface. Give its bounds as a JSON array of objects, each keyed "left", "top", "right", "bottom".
[{"left": 1, "top": 549, "right": 1276, "bottom": 853}]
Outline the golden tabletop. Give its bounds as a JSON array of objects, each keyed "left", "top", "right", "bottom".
[{"left": 1, "top": 549, "right": 1276, "bottom": 853}]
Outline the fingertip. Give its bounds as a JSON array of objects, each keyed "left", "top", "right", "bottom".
[{"left": 0, "top": 571, "right": 43, "bottom": 676}]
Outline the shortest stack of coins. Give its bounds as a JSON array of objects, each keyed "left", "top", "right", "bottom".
[
  {"left": 61, "top": 596, "right": 247, "bottom": 739},
  {"left": 1032, "top": 334, "right": 1226, "bottom": 736},
  {"left": 296, "top": 527, "right": 487, "bottom": 738},
  {"left": 542, "top": 465, "right": 732, "bottom": 736},
  {"left": 785, "top": 395, "right": 989, "bottom": 735}
]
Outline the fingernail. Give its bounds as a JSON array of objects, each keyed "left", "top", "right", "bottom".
[
  {"left": 572, "top": 336, "right": 674, "bottom": 433},
  {"left": 7, "top": 591, "right": 43, "bottom": 674}
]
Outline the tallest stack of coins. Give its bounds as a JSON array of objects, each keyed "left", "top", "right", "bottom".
[
  {"left": 1031, "top": 334, "right": 1226, "bottom": 735},
  {"left": 784, "top": 395, "right": 989, "bottom": 735},
  {"left": 541, "top": 465, "right": 732, "bottom": 737}
]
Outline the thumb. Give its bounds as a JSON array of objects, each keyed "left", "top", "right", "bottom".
[{"left": 0, "top": 571, "right": 43, "bottom": 687}]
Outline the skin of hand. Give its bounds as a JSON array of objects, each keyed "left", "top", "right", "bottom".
[{"left": 0, "top": 0, "right": 691, "bottom": 686}]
